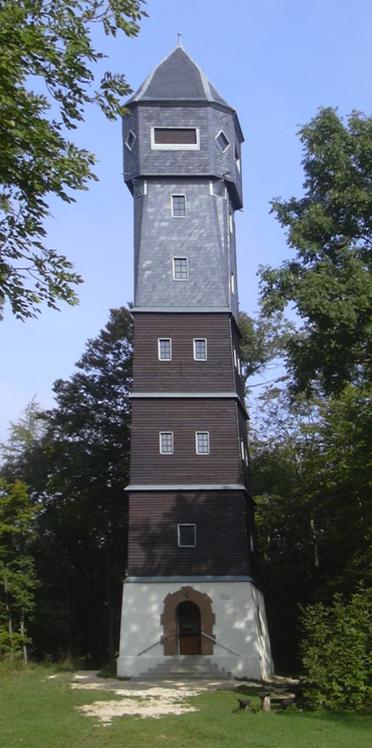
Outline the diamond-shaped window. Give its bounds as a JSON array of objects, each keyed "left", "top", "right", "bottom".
[{"left": 215, "top": 130, "right": 230, "bottom": 152}]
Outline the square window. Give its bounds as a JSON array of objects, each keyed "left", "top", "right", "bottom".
[
  {"left": 173, "top": 257, "right": 188, "bottom": 281},
  {"left": 178, "top": 524, "right": 196, "bottom": 547},
  {"left": 196, "top": 431, "right": 210, "bottom": 455},
  {"left": 215, "top": 130, "right": 230, "bottom": 152},
  {"left": 193, "top": 338, "right": 207, "bottom": 361},
  {"left": 172, "top": 195, "right": 186, "bottom": 217},
  {"left": 160, "top": 432, "right": 174, "bottom": 454},
  {"left": 158, "top": 338, "right": 172, "bottom": 361},
  {"left": 125, "top": 129, "right": 136, "bottom": 151}
]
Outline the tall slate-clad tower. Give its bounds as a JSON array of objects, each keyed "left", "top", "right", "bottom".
[{"left": 117, "top": 47, "right": 272, "bottom": 679}]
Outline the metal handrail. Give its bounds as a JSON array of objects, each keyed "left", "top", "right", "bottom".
[
  {"left": 136, "top": 634, "right": 173, "bottom": 656},
  {"left": 137, "top": 631, "right": 239, "bottom": 657},
  {"left": 201, "top": 631, "right": 239, "bottom": 655}
]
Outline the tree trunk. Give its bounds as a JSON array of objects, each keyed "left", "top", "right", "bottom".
[{"left": 20, "top": 610, "right": 28, "bottom": 664}]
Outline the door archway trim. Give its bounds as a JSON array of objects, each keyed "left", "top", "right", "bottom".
[{"left": 161, "top": 586, "right": 215, "bottom": 655}]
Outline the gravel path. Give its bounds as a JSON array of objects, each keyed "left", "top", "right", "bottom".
[{"left": 69, "top": 670, "right": 234, "bottom": 724}]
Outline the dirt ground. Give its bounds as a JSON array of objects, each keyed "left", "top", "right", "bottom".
[{"left": 67, "top": 671, "right": 234, "bottom": 723}]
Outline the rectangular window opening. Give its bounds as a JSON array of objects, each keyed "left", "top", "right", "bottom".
[
  {"left": 159, "top": 431, "right": 174, "bottom": 454},
  {"left": 152, "top": 128, "right": 199, "bottom": 150},
  {"left": 158, "top": 338, "right": 172, "bottom": 361},
  {"left": 178, "top": 524, "right": 196, "bottom": 547},
  {"left": 231, "top": 272, "right": 235, "bottom": 294},
  {"left": 173, "top": 257, "right": 188, "bottom": 281},
  {"left": 196, "top": 431, "right": 210, "bottom": 455},
  {"left": 172, "top": 194, "right": 186, "bottom": 217},
  {"left": 193, "top": 338, "right": 207, "bottom": 361}
]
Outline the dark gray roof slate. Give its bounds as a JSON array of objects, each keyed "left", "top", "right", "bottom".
[{"left": 128, "top": 47, "right": 231, "bottom": 108}]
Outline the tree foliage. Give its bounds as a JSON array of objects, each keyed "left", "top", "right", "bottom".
[
  {"left": 0, "top": 479, "right": 39, "bottom": 660},
  {"left": 251, "top": 384, "right": 372, "bottom": 672},
  {"left": 260, "top": 108, "right": 372, "bottom": 395},
  {"left": 0, "top": 0, "right": 146, "bottom": 319},
  {"left": 301, "top": 588, "right": 372, "bottom": 711},
  {"left": 1, "top": 307, "right": 133, "bottom": 662},
  {"left": 239, "top": 311, "right": 293, "bottom": 392}
]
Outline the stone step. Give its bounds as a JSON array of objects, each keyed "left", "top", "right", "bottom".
[{"left": 139, "top": 655, "right": 229, "bottom": 680}]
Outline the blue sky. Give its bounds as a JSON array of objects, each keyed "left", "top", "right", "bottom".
[{"left": 1, "top": 0, "right": 371, "bottom": 440}]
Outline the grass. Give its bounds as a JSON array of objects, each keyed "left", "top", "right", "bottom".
[{"left": 0, "top": 666, "right": 371, "bottom": 748}]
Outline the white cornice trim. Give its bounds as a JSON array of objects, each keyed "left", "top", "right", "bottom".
[
  {"left": 125, "top": 576, "right": 253, "bottom": 583},
  {"left": 130, "top": 391, "right": 248, "bottom": 417},
  {"left": 125, "top": 483, "right": 247, "bottom": 492},
  {"left": 131, "top": 391, "right": 237, "bottom": 398},
  {"left": 132, "top": 307, "right": 232, "bottom": 313}
]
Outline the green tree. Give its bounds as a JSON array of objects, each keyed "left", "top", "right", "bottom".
[
  {"left": 251, "top": 384, "right": 371, "bottom": 672},
  {"left": 0, "top": 1, "right": 146, "bottom": 320},
  {"left": 0, "top": 479, "right": 39, "bottom": 662},
  {"left": 239, "top": 311, "right": 293, "bottom": 393},
  {"left": 5, "top": 308, "right": 133, "bottom": 662},
  {"left": 301, "top": 588, "right": 372, "bottom": 711},
  {"left": 260, "top": 108, "right": 372, "bottom": 396}
]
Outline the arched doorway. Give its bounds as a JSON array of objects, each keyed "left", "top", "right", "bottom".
[
  {"left": 161, "top": 586, "right": 215, "bottom": 655},
  {"left": 177, "top": 600, "right": 201, "bottom": 654}
]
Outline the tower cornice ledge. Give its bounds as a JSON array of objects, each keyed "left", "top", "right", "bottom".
[
  {"left": 132, "top": 306, "right": 232, "bottom": 313},
  {"left": 125, "top": 483, "right": 248, "bottom": 492},
  {"left": 130, "top": 391, "right": 248, "bottom": 417}
]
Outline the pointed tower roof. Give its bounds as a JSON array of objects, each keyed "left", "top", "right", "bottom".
[{"left": 128, "top": 46, "right": 231, "bottom": 109}]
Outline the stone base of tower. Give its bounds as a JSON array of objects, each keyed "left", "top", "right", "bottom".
[{"left": 117, "top": 579, "right": 273, "bottom": 680}]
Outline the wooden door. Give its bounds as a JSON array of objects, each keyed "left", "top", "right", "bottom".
[{"left": 177, "top": 601, "right": 201, "bottom": 655}]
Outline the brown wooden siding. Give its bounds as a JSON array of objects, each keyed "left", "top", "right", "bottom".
[
  {"left": 133, "top": 313, "right": 237, "bottom": 393},
  {"left": 231, "top": 321, "right": 245, "bottom": 402},
  {"left": 130, "top": 398, "right": 243, "bottom": 485},
  {"left": 127, "top": 490, "right": 251, "bottom": 576}
]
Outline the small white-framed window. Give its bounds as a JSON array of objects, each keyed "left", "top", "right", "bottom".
[
  {"left": 125, "top": 129, "right": 136, "bottom": 151},
  {"left": 231, "top": 272, "right": 235, "bottom": 294},
  {"left": 177, "top": 524, "right": 196, "bottom": 547},
  {"left": 158, "top": 338, "right": 172, "bottom": 361},
  {"left": 172, "top": 194, "right": 186, "bottom": 217},
  {"left": 215, "top": 130, "right": 230, "bottom": 152},
  {"left": 233, "top": 347, "right": 237, "bottom": 368},
  {"left": 209, "top": 180, "right": 227, "bottom": 198},
  {"left": 235, "top": 146, "right": 241, "bottom": 172},
  {"left": 159, "top": 431, "right": 174, "bottom": 454},
  {"left": 229, "top": 211, "right": 234, "bottom": 234},
  {"left": 237, "top": 356, "right": 241, "bottom": 375},
  {"left": 173, "top": 257, "right": 188, "bottom": 281},
  {"left": 240, "top": 440, "right": 245, "bottom": 460},
  {"left": 133, "top": 178, "right": 147, "bottom": 197},
  {"left": 193, "top": 338, "right": 207, "bottom": 361},
  {"left": 151, "top": 127, "right": 200, "bottom": 150},
  {"left": 196, "top": 431, "right": 210, "bottom": 455}
]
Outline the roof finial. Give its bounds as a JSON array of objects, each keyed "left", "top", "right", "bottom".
[{"left": 177, "top": 31, "right": 182, "bottom": 47}]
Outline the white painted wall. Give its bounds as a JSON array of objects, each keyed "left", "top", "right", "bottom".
[{"left": 117, "top": 580, "right": 273, "bottom": 679}]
